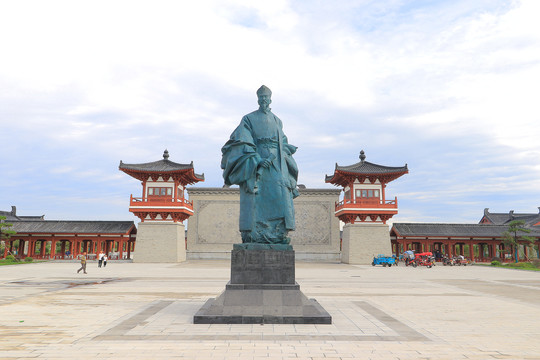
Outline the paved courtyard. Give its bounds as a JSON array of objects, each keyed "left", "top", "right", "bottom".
[{"left": 1, "top": 260, "right": 539, "bottom": 359}]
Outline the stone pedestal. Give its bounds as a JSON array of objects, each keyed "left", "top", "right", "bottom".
[
  {"left": 341, "top": 223, "right": 392, "bottom": 264},
  {"left": 133, "top": 222, "right": 186, "bottom": 263},
  {"left": 194, "top": 247, "right": 332, "bottom": 324}
]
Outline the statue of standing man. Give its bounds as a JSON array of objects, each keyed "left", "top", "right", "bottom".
[{"left": 221, "top": 85, "right": 299, "bottom": 245}]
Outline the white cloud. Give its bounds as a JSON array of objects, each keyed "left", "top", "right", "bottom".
[{"left": 1, "top": 0, "right": 539, "bottom": 223}]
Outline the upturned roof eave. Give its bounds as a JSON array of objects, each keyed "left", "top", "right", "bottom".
[
  {"left": 118, "top": 160, "right": 195, "bottom": 172},
  {"left": 325, "top": 168, "right": 408, "bottom": 186},
  {"left": 335, "top": 160, "right": 409, "bottom": 174}
]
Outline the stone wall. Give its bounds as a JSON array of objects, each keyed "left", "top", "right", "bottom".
[
  {"left": 186, "top": 187, "right": 341, "bottom": 261},
  {"left": 341, "top": 223, "right": 391, "bottom": 264},
  {"left": 134, "top": 222, "right": 186, "bottom": 263}
]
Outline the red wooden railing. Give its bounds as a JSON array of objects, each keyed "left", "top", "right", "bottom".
[
  {"left": 130, "top": 195, "right": 193, "bottom": 208},
  {"left": 335, "top": 197, "right": 398, "bottom": 211}
]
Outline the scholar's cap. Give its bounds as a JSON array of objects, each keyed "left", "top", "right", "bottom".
[{"left": 256, "top": 85, "right": 272, "bottom": 96}]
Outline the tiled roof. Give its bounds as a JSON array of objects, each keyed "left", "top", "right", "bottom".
[
  {"left": 119, "top": 150, "right": 204, "bottom": 181},
  {"left": 10, "top": 221, "right": 135, "bottom": 234},
  {"left": 336, "top": 161, "right": 408, "bottom": 174},
  {"left": 325, "top": 150, "right": 407, "bottom": 184},
  {"left": 119, "top": 159, "right": 195, "bottom": 172},
  {"left": 481, "top": 208, "right": 540, "bottom": 227},
  {"left": 0, "top": 207, "right": 44, "bottom": 222},
  {"left": 391, "top": 223, "right": 540, "bottom": 238}
]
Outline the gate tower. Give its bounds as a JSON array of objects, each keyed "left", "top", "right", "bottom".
[
  {"left": 119, "top": 150, "right": 204, "bottom": 262},
  {"left": 325, "top": 150, "right": 408, "bottom": 264}
]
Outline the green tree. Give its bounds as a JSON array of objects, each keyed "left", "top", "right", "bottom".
[
  {"left": 502, "top": 220, "right": 536, "bottom": 263},
  {"left": 0, "top": 215, "right": 17, "bottom": 257}
]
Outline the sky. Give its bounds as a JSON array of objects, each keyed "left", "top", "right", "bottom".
[{"left": 1, "top": 0, "right": 539, "bottom": 225}]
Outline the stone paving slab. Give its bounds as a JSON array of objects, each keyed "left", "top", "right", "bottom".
[{"left": 1, "top": 261, "right": 540, "bottom": 359}]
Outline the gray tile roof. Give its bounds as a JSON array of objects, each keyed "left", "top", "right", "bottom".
[
  {"left": 119, "top": 150, "right": 204, "bottom": 181},
  {"left": 334, "top": 161, "right": 408, "bottom": 175},
  {"left": 119, "top": 159, "right": 195, "bottom": 172},
  {"left": 10, "top": 221, "right": 136, "bottom": 234},
  {"left": 391, "top": 223, "right": 540, "bottom": 238},
  {"left": 0, "top": 207, "right": 44, "bottom": 221},
  {"left": 325, "top": 151, "right": 407, "bottom": 183},
  {"left": 481, "top": 208, "right": 540, "bottom": 227}
]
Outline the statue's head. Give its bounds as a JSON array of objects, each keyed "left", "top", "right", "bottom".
[{"left": 257, "top": 85, "right": 272, "bottom": 112}]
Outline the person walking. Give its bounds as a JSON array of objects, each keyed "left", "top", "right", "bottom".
[
  {"left": 77, "top": 252, "right": 87, "bottom": 274},
  {"left": 103, "top": 254, "right": 108, "bottom": 267},
  {"left": 98, "top": 251, "right": 104, "bottom": 268}
]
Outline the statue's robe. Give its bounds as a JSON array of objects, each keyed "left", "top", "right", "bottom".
[{"left": 221, "top": 109, "right": 299, "bottom": 244}]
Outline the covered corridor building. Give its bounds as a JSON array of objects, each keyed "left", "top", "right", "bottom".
[
  {"left": 391, "top": 208, "right": 540, "bottom": 261},
  {"left": 1, "top": 207, "right": 136, "bottom": 260}
]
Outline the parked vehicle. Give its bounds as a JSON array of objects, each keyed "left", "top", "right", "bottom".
[
  {"left": 442, "top": 255, "right": 470, "bottom": 266},
  {"left": 442, "top": 256, "right": 455, "bottom": 266},
  {"left": 402, "top": 250, "right": 416, "bottom": 266},
  {"left": 454, "top": 255, "right": 469, "bottom": 266},
  {"left": 372, "top": 254, "right": 396, "bottom": 267},
  {"left": 414, "top": 252, "right": 434, "bottom": 268}
]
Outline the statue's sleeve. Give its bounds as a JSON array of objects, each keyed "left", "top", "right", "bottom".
[
  {"left": 277, "top": 120, "right": 299, "bottom": 198},
  {"left": 221, "top": 117, "right": 261, "bottom": 193}
]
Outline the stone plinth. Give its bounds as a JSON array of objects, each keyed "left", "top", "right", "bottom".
[
  {"left": 193, "top": 247, "right": 332, "bottom": 324},
  {"left": 341, "top": 223, "right": 392, "bottom": 264},
  {"left": 231, "top": 246, "right": 294, "bottom": 284},
  {"left": 133, "top": 222, "right": 186, "bottom": 263}
]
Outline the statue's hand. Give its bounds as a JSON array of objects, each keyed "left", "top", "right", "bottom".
[{"left": 259, "top": 158, "right": 271, "bottom": 169}]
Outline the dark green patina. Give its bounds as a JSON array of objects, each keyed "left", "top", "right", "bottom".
[{"left": 221, "top": 85, "right": 299, "bottom": 246}]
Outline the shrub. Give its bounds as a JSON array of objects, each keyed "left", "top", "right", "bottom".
[
  {"left": 505, "top": 262, "right": 525, "bottom": 268},
  {"left": 491, "top": 260, "right": 501, "bottom": 266},
  {"left": 5, "top": 254, "right": 15, "bottom": 261},
  {"left": 504, "top": 262, "right": 536, "bottom": 269},
  {"left": 491, "top": 256, "right": 501, "bottom": 263},
  {"left": 532, "top": 259, "right": 540, "bottom": 268},
  {"left": 24, "top": 257, "right": 33, "bottom": 263}
]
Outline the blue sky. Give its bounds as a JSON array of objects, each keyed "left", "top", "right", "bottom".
[{"left": 1, "top": 0, "right": 539, "bottom": 224}]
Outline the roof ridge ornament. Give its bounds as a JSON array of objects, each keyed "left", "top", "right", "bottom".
[
  {"left": 359, "top": 150, "right": 366, "bottom": 163},
  {"left": 163, "top": 149, "right": 169, "bottom": 160}
]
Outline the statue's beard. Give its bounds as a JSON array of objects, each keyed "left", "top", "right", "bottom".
[{"left": 259, "top": 103, "right": 271, "bottom": 113}]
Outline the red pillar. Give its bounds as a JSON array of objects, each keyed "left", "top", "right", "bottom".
[
  {"left": 478, "top": 244, "right": 483, "bottom": 261},
  {"left": 51, "top": 240, "right": 57, "bottom": 259},
  {"left": 29, "top": 240, "right": 35, "bottom": 257},
  {"left": 17, "top": 240, "right": 23, "bottom": 257},
  {"left": 119, "top": 240, "right": 124, "bottom": 260},
  {"left": 469, "top": 242, "right": 474, "bottom": 261},
  {"left": 39, "top": 240, "right": 44, "bottom": 257}
]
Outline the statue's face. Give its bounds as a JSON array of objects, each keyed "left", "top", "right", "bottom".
[{"left": 258, "top": 94, "right": 272, "bottom": 108}]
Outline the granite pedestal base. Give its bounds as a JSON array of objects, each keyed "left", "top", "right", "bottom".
[{"left": 193, "top": 247, "right": 332, "bottom": 324}]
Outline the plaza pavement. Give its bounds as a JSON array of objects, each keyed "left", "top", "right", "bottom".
[{"left": 1, "top": 260, "right": 539, "bottom": 360}]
